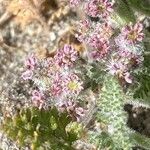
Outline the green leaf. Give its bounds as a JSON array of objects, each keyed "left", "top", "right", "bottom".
[
  {"left": 131, "top": 132, "right": 150, "bottom": 149},
  {"left": 128, "top": 0, "right": 150, "bottom": 16},
  {"left": 50, "top": 116, "right": 58, "bottom": 130},
  {"left": 0, "top": 107, "right": 82, "bottom": 149},
  {"left": 115, "top": 0, "right": 136, "bottom": 23},
  {"left": 96, "top": 75, "right": 133, "bottom": 149},
  {"left": 133, "top": 55, "right": 150, "bottom": 101}
]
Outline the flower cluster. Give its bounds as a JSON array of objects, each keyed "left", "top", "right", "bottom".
[
  {"left": 88, "top": 34, "right": 110, "bottom": 60},
  {"left": 121, "top": 22, "right": 144, "bottom": 44},
  {"left": 107, "top": 59, "right": 133, "bottom": 83},
  {"left": 54, "top": 44, "right": 78, "bottom": 69},
  {"left": 106, "top": 23, "right": 144, "bottom": 83},
  {"left": 20, "top": 0, "right": 145, "bottom": 129},
  {"left": 71, "top": 0, "right": 144, "bottom": 84},
  {"left": 22, "top": 54, "right": 37, "bottom": 80},
  {"left": 22, "top": 45, "right": 84, "bottom": 110},
  {"left": 85, "top": 0, "right": 114, "bottom": 18},
  {"left": 57, "top": 100, "right": 86, "bottom": 122},
  {"left": 76, "top": 21, "right": 113, "bottom": 61},
  {"left": 51, "top": 72, "right": 83, "bottom": 98},
  {"left": 51, "top": 73, "right": 63, "bottom": 97},
  {"left": 70, "top": 0, "right": 82, "bottom": 7},
  {"left": 63, "top": 73, "right": 83, "bottom": 96},
  {"left": 32, "top": 90, "right": 45, "bottom": 109}
]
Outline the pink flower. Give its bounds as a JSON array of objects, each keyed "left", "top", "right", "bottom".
[
  {"left": 90, "top": 49, "right": 108, "bottom": 61},
  {"left": 75, "top": 34, "right": 85, "bottom": 43},
  {"left": 22, "top": 70, "right": 33, "bottom": 80},
  {"left": 75, "top": 107, "right": 85, "bottom": 121},
  {"left": 78, "top": 19, "right": 90, "bottom": 30},
  {"left": 107, "top": 60, "right": 133, "bottom": 83},
  {"left": 88, "top": 34, "right": 102, "bottom": 49},
  {"left": 107, "top": 60, "right": 125, "bottom": 75},
  {"left": 57, "top": 100, "right": 85, "bottom": 122},
  {"left": 118, "top": 50, "right": 143, "bottom": 66},
  {"left": 88, "top": 34, "right": 109, "bottom": 49},
  {"left": 51, "top": 82, "right": 63, "bottom": 97},
  {"left": 85, "top": 0, "right": 114, "bottom": 18},
  {"left": 124, "top": 72, "right": 132, "bottom": 84},
  {"left": 88, "top": 34, "right": 110, "bottom": 60},
  {"left": 70, "top": 0, "right": 81, "bottom": 7},
  {"left": 54, "top": 45, "right": 78, "bottom": 69},
  {"left": 32, "top": 90, "right": 45, "bottom": 109},
  {"left": 63, "top": 73, "right": 83, "bottom": 96},
  {"left": 121, "top": 22, "right": 144, "bottom": 44},
  {"left": 25, "top": 54, "right": 37, "bottom": 70},
  {"left": 45, "top": 58, "right": 60, "bottom": 77},
  {"left": 95, "top": 22, "right": 113, "bottom": 39},
  {"left": 51, "top": 73, "right": 63, "bottom": 97}
]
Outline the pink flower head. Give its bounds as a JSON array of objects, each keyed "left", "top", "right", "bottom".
[
  {"left": 63, "top": 73, "right": 83, "bottom": 96},
  {"left": 107, "top": 60, "right": 132, "bottom": 83},
  {"left": 85, "top": 0, "right": 114, "bottom": 18},
  {"left": 75, "top": 19, "right": 91, "bottom": 43},
  {"left": 118, "top": 50, "right": 143, "bottom": 66},
  {"left": 75, "top": 34, "right": 86, "bottom": 43},
  {"left": 55, "top": 44, "right": 78, "bottom": 69},
  {"left": 32, "top": 90, "right": 45, "bottom": 109},
  {"left": 75, "top": 107, "right": 85, "bottom": 121},
  {"left": 124, "top": 72, "right": 132, "bottom": 84},
  {"left": 118, "top": 50, "right": 133, "bottom": 58},
  {"left": 88, "top": 34, "right": 109, "bottom": 49},
  {"left": 90, "top": 50, "right": 106, "bottom": 60},
  {"left": 45, "top": 58, "right": 60, "bottom": 77},
  {"left": 51, "top": 73, "right": 63, "bottom": 97},
  {"left": 95, "top": 22, "right": 113, "bottom": 39},
  {"left": 25, "top": 54, "right": 37, "bottom": 70},
  {"left": 57, "top": 100, "right": 85, "bottom": 122},
  {"left": 121, "top": 22, "right": 144, "bottom": 44},
  {"left": 129, "top": 54, "right": 143, "bottom": 67},
  {"left": 107, "top": 60, "right": 125, "bottom": 75},
  {"left": 78, "top": 19, "right": 90, "bottom": 31},
  {"left": 70, "top": 0, "right": 81, "bottom": 7},
  {"left": 22, "top": 70, "right": 33, "bottom": 80},
  {"left": 88, "top": 34, "right": 109, "bottom": 60}
]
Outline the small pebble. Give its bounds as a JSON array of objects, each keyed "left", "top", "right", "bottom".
[{"left": 49, "top": 32, "right": 56, "bottom": 41}]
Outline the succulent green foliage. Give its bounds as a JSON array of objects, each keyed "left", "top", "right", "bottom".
[
  {"left": 131, "top": 132, "right": 150, "bottom": 150},
  {"left": 144, "top": 30, "right": 150, "bottom": 51},
  {"left": 66, "top": 122, "right": 83, "bottom": 139},
  {"left": 130, "top": 31, "right": 150, "bottom": 105},
  {"left": 128, "top": 0, "right": 150, "bottom": 16},
  {"left": 86, "top": 64, "right": 105, "bottom": 91},
  {"left": 89, "top": 131, "right": 115, "bottom": 150},
  {"left": 87, "top": 65, "right": 105, "bottom": 84},
  {"left": 1, "top": 107, "right": 82, "bottom": 150},
  {"left": 134, "top": 73, "right": 150, "bottom": 102},
  {"left": 116, "top": 0, "right": 150, "bottom": 24},
  {"left": 96, "top": 75, "right": 133, "bottom": 149},
  {"left": 115, "top": 0, "right": 136, "bottom": 23},
  {"left": 133, "top": 55, "right": 150, "bottom": 102}
]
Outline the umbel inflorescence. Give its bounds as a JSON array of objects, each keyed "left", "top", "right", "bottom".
[
  {"left": 71, "top": 0, "right": 144, "bottom": 84},
  {"left": 21, "top": 44, "right": 86, "bottom": 122},
  {"left": 1, "top": 0, "right": 150, "bottom": 149}
]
